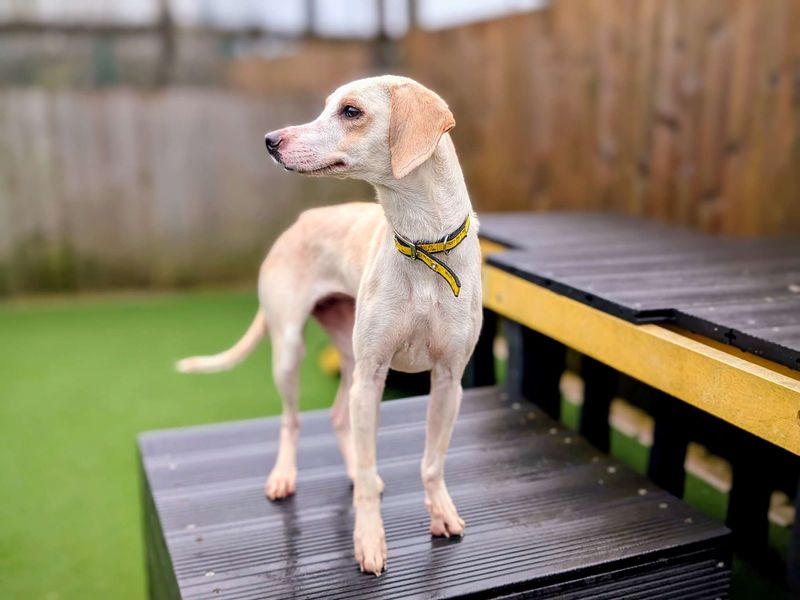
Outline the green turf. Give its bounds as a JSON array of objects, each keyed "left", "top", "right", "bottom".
[
  {"left": 1, "top": 295, "right": 791, "bottom": 599},
  {"left": 0, "top": 290, "right": 340, "bottom": 600}
]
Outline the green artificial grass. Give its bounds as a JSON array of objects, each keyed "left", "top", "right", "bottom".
[
  {"left": 0, "top": 292, "right": 791, "bottom": 599},
  {"left": 0, "top": 290, "right": 339, "bottom": 600}
]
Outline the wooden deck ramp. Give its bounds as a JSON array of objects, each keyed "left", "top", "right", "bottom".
[{"left": 140, "top": 388, "right": 730, "bottom": 599}]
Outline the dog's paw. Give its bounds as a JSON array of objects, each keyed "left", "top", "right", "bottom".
[
  {"left": 264, "top": 467, "right": 297, "bottom": 501},
  {"left": 425, "top": 487, "right": 465, "bottom": 538},
  {"left": 353, "top": 510, "right": 387, "bottom": 576}
]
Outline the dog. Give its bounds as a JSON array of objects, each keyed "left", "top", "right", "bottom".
[{"left": 177, "top": 75, "right": 482, "bottom": 576}]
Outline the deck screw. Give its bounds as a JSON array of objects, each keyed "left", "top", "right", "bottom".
[
  {"left": 606, "top": 466, "right": 616, "bottom": 474},
  {"left": 659, "top": 502, "right": 668, "bottom": 509},
  {"left": 598, "top": 479, "right": 604, "bottom": 485},
  {"left": 716, "top": 562, "right": 725, "bottom": 569},
  {"left": 205, "top": 571, "right": 215, "bottom": 577},
  {"left": 186, "top": 524, "right": 196, "bottom": 530},
  {"left": 549, "top": 427, "right": 558, "bottom": 435},
  {"left": 684, "top": 517, "right": 693, "bottom": 524},
  {"left": 638, "top": 488, "right": 648, "bottom": 496},
  {"left": 511, "top": 402, "right": 521, "bottom": 410},
  {"left": 564, "top": 437, "right": 572, "bottom": 444}
]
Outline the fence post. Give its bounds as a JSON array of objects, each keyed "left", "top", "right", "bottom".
[
  {"left": 646, "top": 389, "right": 689, "bottom": 498},
  {"left": 506, "top": 323, "right": 565, "bottom": 419},
  {"left": 155, "top": 0, "right": 175, "bottom": 86},
  {"left": 579, "top": 356, "right": 618, "bottom": 453}
]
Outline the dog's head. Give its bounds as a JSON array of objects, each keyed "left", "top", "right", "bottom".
[{"left": 264, "top": 75, "right": 455, "bottom": 183}]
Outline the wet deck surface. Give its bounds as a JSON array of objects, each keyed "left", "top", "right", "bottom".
[
  {"left": 140, "top": 387, "right": 731, "bottom": 599},
  {"left": 480, "top": 212, "right": 800, "bottom": 370}
]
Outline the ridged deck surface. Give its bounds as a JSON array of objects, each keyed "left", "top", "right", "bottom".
[
  {"left": 140, "top": 388, "right": 731, "bottom": 599},
  {"left": 480, "top": 212, "right": 800, "bottom": 370}
]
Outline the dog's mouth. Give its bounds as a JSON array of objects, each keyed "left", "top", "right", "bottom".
[
  {"left": 269, "top": 149, "right": 347, "bottom": 176},
  {"left": 289, "top": 160, "right": 347, "bottom": 176}
]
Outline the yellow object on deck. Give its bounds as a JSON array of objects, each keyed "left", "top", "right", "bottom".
[{"left": 318, "top": 344, "right": 341, "bottom": 377}]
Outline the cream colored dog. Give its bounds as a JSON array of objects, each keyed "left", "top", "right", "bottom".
[{"left": 177, "top": 75, "right": 482, "bottom": 576}]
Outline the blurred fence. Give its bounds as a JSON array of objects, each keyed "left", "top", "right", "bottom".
[
  {"left": 2, "top": 0, "right": 799, "bottom": 296},
  {"left": 405, "top": 0, "right": 800, "bottom": 236},
  {"left": 0, "top": 88, "right": 368, "bottom": 295}
]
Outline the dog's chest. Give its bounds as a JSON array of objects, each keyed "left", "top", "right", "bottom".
[
  {"left": 390, "top": 334, "right": 435, "bottom": 373},
  {"left": 387, "top": 297, "right": 462, "bottom": 373}
]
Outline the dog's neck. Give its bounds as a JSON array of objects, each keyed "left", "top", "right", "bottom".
[{"left": 374, "top": 134, "right": 472, "bottom": 242}]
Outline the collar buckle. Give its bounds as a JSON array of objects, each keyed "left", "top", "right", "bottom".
[{"left": 408, "top": 241, "right": 418, "bottom": 261}]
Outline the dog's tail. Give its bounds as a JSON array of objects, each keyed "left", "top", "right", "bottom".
[{"left": 176, "top": 309, "right": 268, "bottom": 374}]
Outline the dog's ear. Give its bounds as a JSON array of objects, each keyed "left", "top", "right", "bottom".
[{"left": 389, "top": 83, "right": 455, "bottom": 179}]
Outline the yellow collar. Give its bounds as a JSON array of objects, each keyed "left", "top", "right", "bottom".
[{"left": 393, "top": 213, "right": 471, "bottom": 297}]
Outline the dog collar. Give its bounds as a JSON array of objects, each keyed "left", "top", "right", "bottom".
[{"left": 393, "top": 213, "right": 471, "bottom": 297}]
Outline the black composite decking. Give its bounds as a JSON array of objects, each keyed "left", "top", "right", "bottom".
[
  {"left": 480, "top": 212, "right": 800, "bottom": 370},
  {"left": 140, "top": 387, "right": 731, "bottom": 599}
]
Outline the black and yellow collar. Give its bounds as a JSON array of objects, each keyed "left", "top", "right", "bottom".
[{"left": 393, "top": 213, "right": 471, "bottom": 297}]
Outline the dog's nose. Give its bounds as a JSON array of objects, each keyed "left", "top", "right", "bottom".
[{"left": 264, "top": 133, "right": 282, "bottom": 156}]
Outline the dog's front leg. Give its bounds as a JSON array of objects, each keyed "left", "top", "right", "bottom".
[
  {"left": 350, "top": 358, "right": 389, "bottom": 575},
  {"left": 422, "top": 364, "right": 466, "bottom": 537}
]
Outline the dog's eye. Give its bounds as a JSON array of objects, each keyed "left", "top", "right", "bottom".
[{"left": 342, "top": 105, "right": 362, "bottom": 119}]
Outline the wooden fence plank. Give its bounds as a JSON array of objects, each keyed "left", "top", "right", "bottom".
[
  {"left": 0, "top": 88, "right": 369, "bottom": 294},
  {"left": 403, "top": 0, "right": 800, "bottom": 237}
]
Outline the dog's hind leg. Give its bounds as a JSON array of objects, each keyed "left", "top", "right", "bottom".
[
  {"left": 314, "top": 296, "right": 356, "bottom": 481},
  {"left": 264, "top": 323, "right": 305, "bottom": 501},
  {"left": 314, "top": 295, "right": 384, "bottom": 492}
]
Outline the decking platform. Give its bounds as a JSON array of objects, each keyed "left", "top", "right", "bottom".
[
  {"left": 480, "top": 212, "right": 800, "bottom": 371},
  {"left": 476, "top": 212, "right": 799, "bottom": 592},
  {"left": 140, "top": 387, "right": 731, "bottom": 599}
]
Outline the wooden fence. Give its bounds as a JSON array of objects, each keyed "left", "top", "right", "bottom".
[
  {"left": 3, "top": 0, "right": 799, "bottom": 294},
  {"left": 0, "top": 89, "right": 368, "bottom": 294},
  {"left": 403, "top": 0, "right": 800, "bottom": 236}
]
